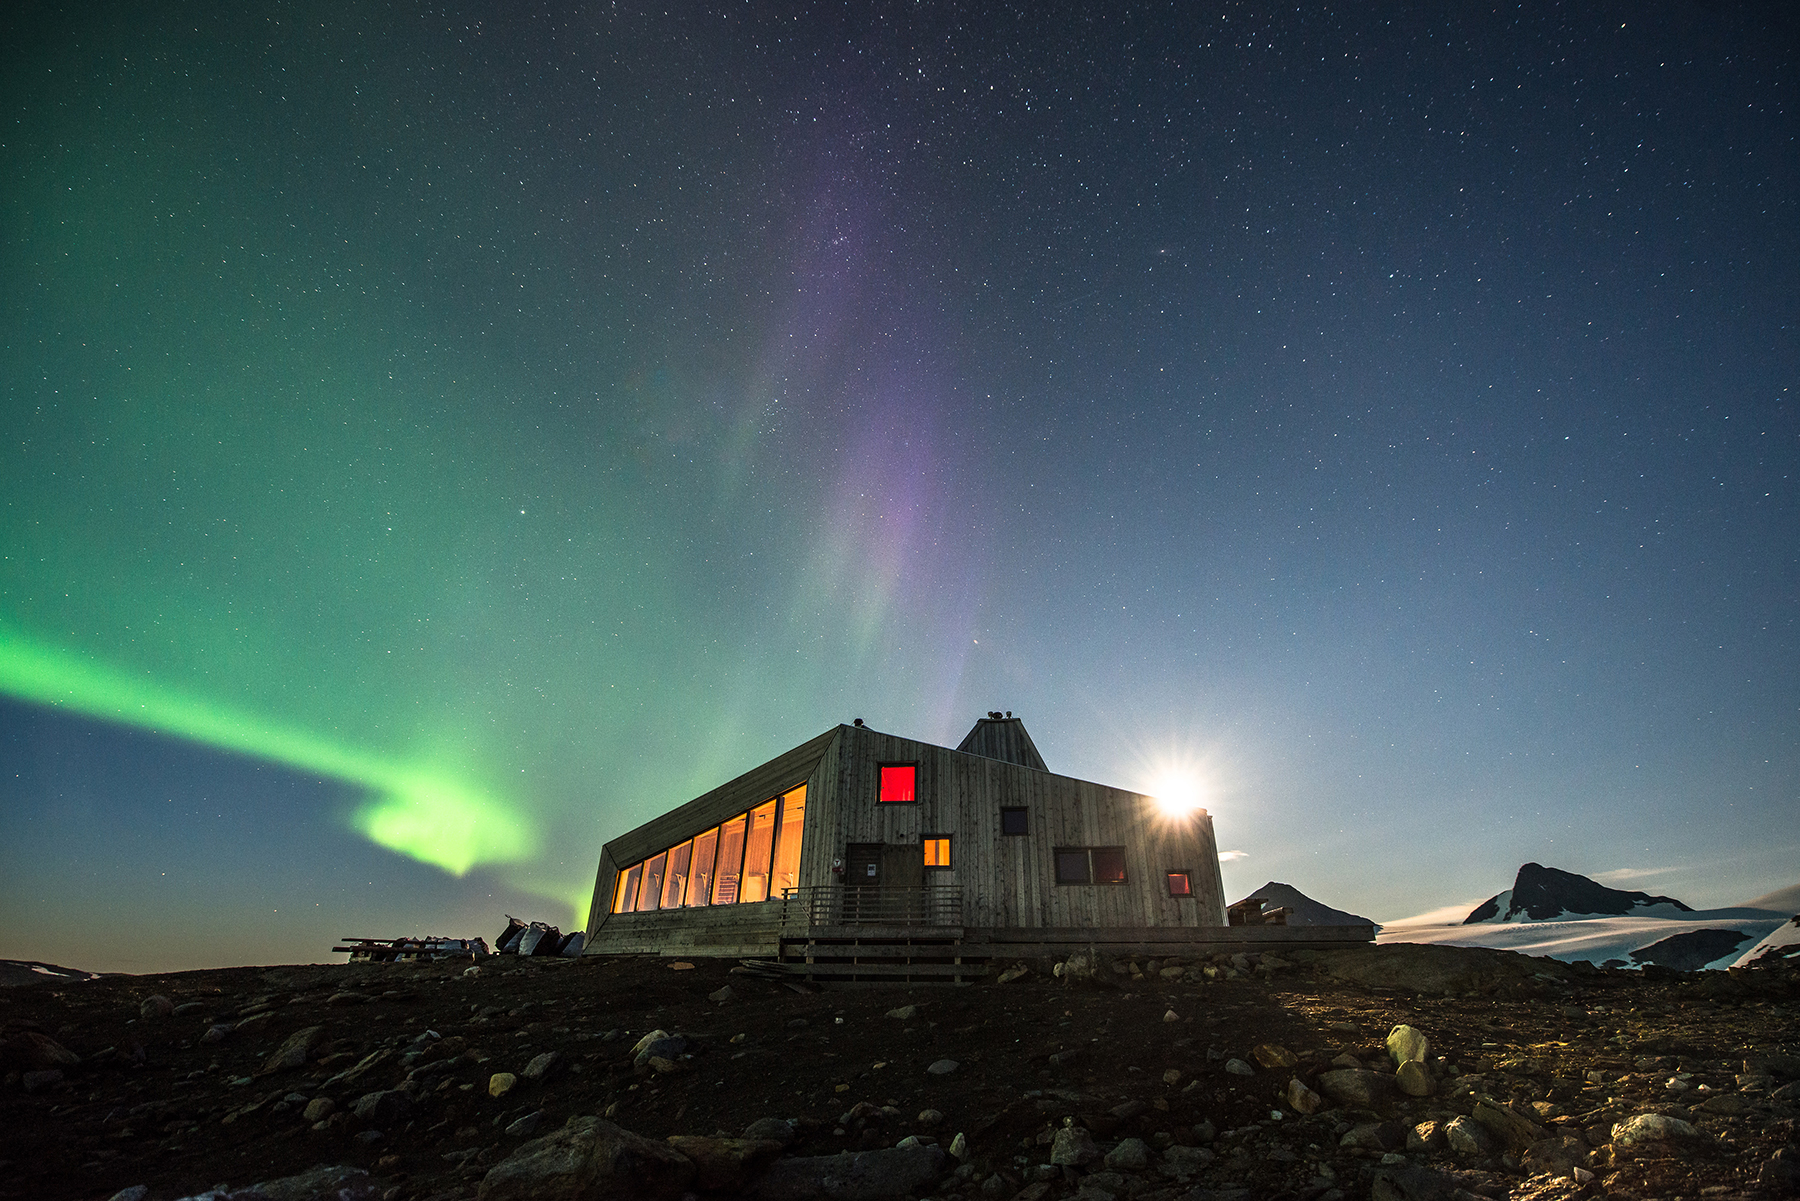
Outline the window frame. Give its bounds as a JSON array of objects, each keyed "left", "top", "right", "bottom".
[
  {"left": 999, "top": 806, "right": 1029, "bottom": 836},
  {"left": 1166, "top": 869, "right": 1194, "bottom": 897},
  {"left": 877, "top": 761, "right": 919, "bottom": 804},
  {"left": 921, "top": 833, "right": 952, "bottom": 869}
]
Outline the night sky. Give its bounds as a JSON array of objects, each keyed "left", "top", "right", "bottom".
[{"left": 3, "top": 2, "right": 1795, "bottom": 973}]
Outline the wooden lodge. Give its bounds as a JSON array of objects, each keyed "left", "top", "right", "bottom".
[{"left": 580, "top": 714, "right": 1371, "bottom": 982}]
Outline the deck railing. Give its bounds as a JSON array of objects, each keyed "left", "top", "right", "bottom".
[{"left": 781, "top": 884, "right": 963, "bottom": 928}]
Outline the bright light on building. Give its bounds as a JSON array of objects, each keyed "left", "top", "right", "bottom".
[{"left": 1150, "top": 773, "right": 1204, "bottom": 818}]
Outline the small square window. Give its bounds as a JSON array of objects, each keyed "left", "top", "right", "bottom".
[
  {"left": 1166, "top": 870, "right": 1193, "bottom": 897},
  {"left": 1000, "top": 807, "right": 1029, "bottom": 836},
  {"left": 1054, "top": 849, "right": 1091, "bottom": 884},
  {"left": 922, "top": 835, "right": 951, "bottom": 868},
  {"left": 879, "top": 764, "right": 916, "bottom": 803}
]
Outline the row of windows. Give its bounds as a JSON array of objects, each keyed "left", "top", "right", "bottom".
[{"left": 610, "top": 785, "right": 807, "bottom": 914}]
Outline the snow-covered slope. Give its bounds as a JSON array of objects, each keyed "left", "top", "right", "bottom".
[
  {"left": 1732, "top": 914, "right": 1800, "bottom": 967},
  {"left": 1380, "top": 863, "right": 1789, "bottom": 970},
  {"left": 1738, "top": 882, "right": 1800, "bottom": 913},
  {"left": 1231, "top": 882, "right": 1378, "bottom": 929}
]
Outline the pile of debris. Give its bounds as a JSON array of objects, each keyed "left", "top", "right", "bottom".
[
  {"left": 332, "top": 918, "right": 582, "bottom": 965},
  {"left": 493, "top": 917, "right": 583, "bottom": 958}
]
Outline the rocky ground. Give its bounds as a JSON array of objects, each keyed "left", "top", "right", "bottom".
[{"left": 2, "top": 943, "right": 1796, "bottom": 1201}]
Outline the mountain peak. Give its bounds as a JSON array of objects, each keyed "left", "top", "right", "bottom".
[
  {"left": 1232, "top": 881, "right": 1378, "bottom": 929},
  {"left": 1463, "top": 862, "right": 1693, "bottom": 924}
]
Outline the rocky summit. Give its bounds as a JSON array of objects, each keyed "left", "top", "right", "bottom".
[{"left": 1, "top": 944, "right": 1796, "bottom": 1201}]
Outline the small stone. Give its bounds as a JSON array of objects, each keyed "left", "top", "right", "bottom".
[
  {"left": 353, "top": 1129, "right": 384, "bottom": 1146},
  {"left": 352, "top": 1089, "right": 413, "bottom": 1125},
  {"left": 1340, "top": 1122, "right": 1404, "bottom": 1151},
  {"left": 489, "top": 1072, "right": 518, "bottom": 1097},
  {"left": 1407, "top": 1120, "right": 1445, "bottom": 1151},
  {"left": 21, "top": 1069, "right": 63, "bottom": 1092},
  {"left": 1395, "top": 1060, "right": 1434, "bottom": 1096},
  {"left": 1445, "top": 1115, "right": 1499, "bottom": 1159},
  {"left": 521, "top": 1051, "right": 561, "bottom": 1080},
  {"left": 887, "top": 1005, "right": 919, "bottom": 1020},
  {"left": 1386, "top": 1024, "right": 1429, "bottom": 1065},
  {"left": 1316, "top": 1068, "right": 1392, "bottom": 1108},
  {"left": 1104, "top": 1137, "right": 1151, "bottom": 1170},
  {"left": 257, "top": 1025, "right": 326, "bottom": 1076},
  {"left": 743, "top": 1117, "right": 795, "bottom": 1145},
  {"left": 200, "top": 1023, "right": 233, "bottom": 1044},
  {"left": 1050, "top": 1124, "right": 1099, "bottom": 1166},
  {"left": 1286, "top": 1077, "right": 1322, "bottom": 1115},
  {"left": 106, "top": 1188, "right": 151, "bottom": 1201},
  {"left": 996, "top": 964, "right": 1030, "bottom": 984},
  {"left": 1472, "top": 1099, "right": 1544, "bottom": 1151},
  {"left": 708, "top": 986, "right": 735, "bottom": 1002},
  {"left": 926, "top": 1058, "right": 959, "bottom": 1075},
  {"left": 1252, "top": 1043, "right": 1298, "bottom": 1069},
  {"left": 1224, "top": 1058, "right": 1255, "bottom": 1076},
  {"left": 138, "top": 995, "right": 174, "bottom": 1020},
  {"left": 1162, "top": 1068, "right": 1182, "bottom": 1084},
  {"left": 1611, "top": 1112, "right": 1703, "bottom": 1146},
  {"left": 917, "top": 1108, "right": 944, "bottom": 1128},
  {"left": 1162, "top": 1009, "right": 1180, "bottom": 1023},
  {"left": 669, "top": 960, "right": 695, "bottom": 969},
  {"left": 504, "top": 1110, "right": 545, "bottom": 1137},
  {"left": 303, "top": 1096, "right": 337, "bottom": 1122}
]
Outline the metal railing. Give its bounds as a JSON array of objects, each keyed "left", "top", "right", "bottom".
[{"left": 781, "top": 885, "right": 963, "bottom": 928}]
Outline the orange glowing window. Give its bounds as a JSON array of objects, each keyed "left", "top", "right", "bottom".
[
  {"left": 879, "top": 764, "right": 916, "bottom": 803},
  {"left": 1167, "top": 870, "right": 1193, "bottom": 897},
  {"left": 922, "top": 836, "right": 951, "bottom": 868}
]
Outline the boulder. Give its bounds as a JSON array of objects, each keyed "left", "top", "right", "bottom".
[
  {"left": 480, "top": 1115, "right": 696, "bottom": 1201},
  {"left": 1252, "top": 1043, "right": 1298, "bottom": 1069},
  {"left": 257, "top": 1026, "right": 326, "bottom": 1076},
  {"left": 1340, "top": 1122, "right": 1405, "bottom": 1151},
  {"left": 139, "top": 995, "right": 175, "bottom": 1020},
  {"left": 746, "top": 1144, "right": 946, "bottom": 1200},
  {"left": 1444, "top": 1116, "right": 1499, "bottom": 1159},
  {"left": 1407, "top": 1120, "right": 1446, "bottom": 1151},
  {"left": 1224, "top": 1058, "right": 1255, "bottom": 1077},
  {"left": 666, "top": 1135, "right": 785, "bottom": 1191},
  {"left": 489, "top": 1072, "right": 519, "bottom": 1098},
  {"left": 351, "top": 1089, "right": 413, "bottom": 1126},
  {"left": 522, "top": 1051, "right": 562, "bottom": 1081},
  {"left": 1285, "top": 1078, "right": 1322, "bottom": 1115},
  {"left": 926, "top": 1059, "right": 959, "bottom": 1076},
  {"left": 885, "top": 1005, "right": 918, "bottom": 1021},
  {"left": 1058, "top": 949, "right": 1115, "bottom": 987},
  {"left": 1103, "top": 1138, "right": 1151, "bottom": 1171},
  {"left": 1316, "top": 1068, "right": 1392, "bottom": 1108},
  {"left": 249, "top": 1164, "right": 379, "bottom": 1201},
  {"left": 1386, "top": 1025, "right": 1429, "bottom": 1065},
  {"left": 1611, "top": 1113, "right": 1704, "bottom": 1146},
  {"left": 1049, "top": 1125, "right": 1099, "bottom": 1166},
  {"left": 1471, "top": 1099, "right": 1544, "bottom": 1151},
  {"left": 743, "top": 1117, "right": 797, "bottom": 1145},
  {"left": 1395, "top": 1060, "right": 1434, "bottom": 1096}
]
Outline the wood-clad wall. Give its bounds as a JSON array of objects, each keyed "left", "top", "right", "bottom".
[{"left": 814, "top": 724, "right": 1228, "bottom": 929}]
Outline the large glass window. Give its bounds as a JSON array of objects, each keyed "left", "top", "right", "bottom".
[
  {"left": 879, "top": 764, "right": 916, "bottom": 803},
  {"left": 712, "top": 814, "right": 747, "bottom": 905},
  {"left": 688, "top": 827, "right": 718, "bottom": 907},
  {"left": 771, "top": 786, "right": 807, "bottom": 897},
  {"left": 636, "top": 852, "right": 667, "bottom": 911},
  {"left": 740, "top": 800, "right": 777, "bottom": 903},
  {"left": 613, "top": 863, "right": 642, "bottom": 914},
  {"left": 609, "top": 785, "right": 809, "bottom": 914},
  {"left": 662, "top": 839, "right": 693, "bottom": 909}
]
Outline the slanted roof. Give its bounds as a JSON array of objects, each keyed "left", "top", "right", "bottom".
[{"left": 955, "top": 713, "right": 1048, "bottom": 772}]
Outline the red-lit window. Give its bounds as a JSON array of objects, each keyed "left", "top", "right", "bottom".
[
  {"left": 1167, "top": 870, "right": 1193, "bottom": 897},
  {"left": 879, "top": 764, "right": 916, "bottom": 803}
]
